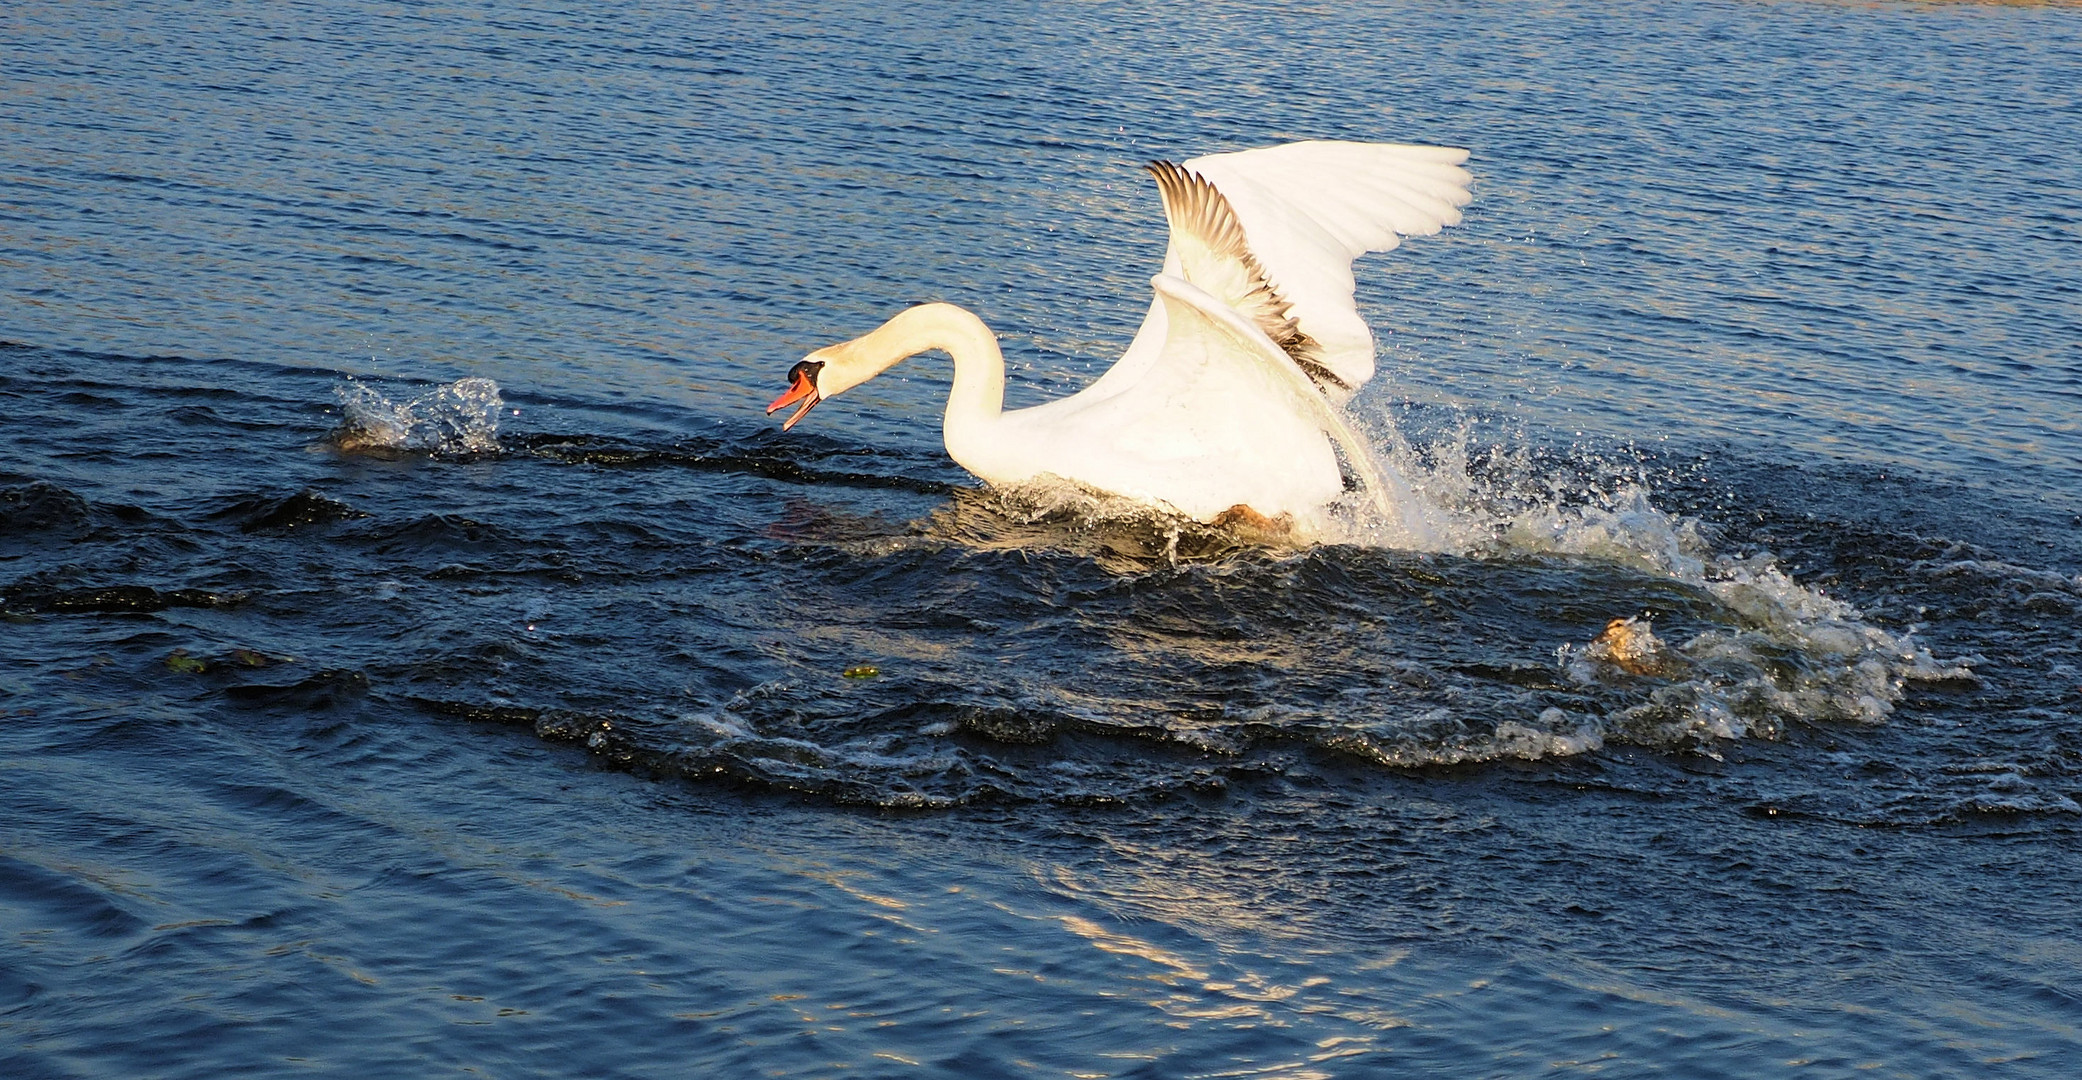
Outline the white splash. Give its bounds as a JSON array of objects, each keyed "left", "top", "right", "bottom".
[
  {"left": 331, "top": 377, "right": 503, "bottom": 453},
  {"left": 1308, "top": 414, "right": 1976, "bottom": 761}
]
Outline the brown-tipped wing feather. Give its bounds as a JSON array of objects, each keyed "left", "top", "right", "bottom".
[{"left": 1144, "top": 160, "right": 1350, "bottom": 395}]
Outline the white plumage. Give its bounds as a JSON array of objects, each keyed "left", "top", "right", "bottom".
[{"left": 766, "top": 140, "right": 1473, "bottom": 537}]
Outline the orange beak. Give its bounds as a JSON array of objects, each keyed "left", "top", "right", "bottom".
[{"left": 766, "top": 367, "right": 822, "bottom": 431}]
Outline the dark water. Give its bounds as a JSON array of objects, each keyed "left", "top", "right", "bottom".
[{"left": 6, "top": 1, "right": 2082, "bottom": 1076}]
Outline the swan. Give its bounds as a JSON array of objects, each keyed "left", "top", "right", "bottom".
[{"left": 766, "top": 140, "right": 1473, "bottom": 541}]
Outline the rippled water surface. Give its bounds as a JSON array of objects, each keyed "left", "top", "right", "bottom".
[{"left": 6, "top": 1, "right": 2082, "bottom": 1077}]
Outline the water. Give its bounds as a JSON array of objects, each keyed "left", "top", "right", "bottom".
[{"left": 5, "top": 0, "right": 2081, "bottom": 1075}]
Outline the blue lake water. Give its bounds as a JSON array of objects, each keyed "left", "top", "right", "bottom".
[{"left": 5, "top": 1, "right": 2081, "bottom": 1076}]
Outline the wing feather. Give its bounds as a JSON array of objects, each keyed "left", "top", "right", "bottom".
[
  {"left": 1143, "top": 161, "right": 1345, "bottom": 393},
  {"left": 1185, "top": 141, "right": 1474, "bottom": 396}
]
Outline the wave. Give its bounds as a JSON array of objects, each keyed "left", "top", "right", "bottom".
[{"left": 418, "top": 474, "right": 1979, "bottom": 809}]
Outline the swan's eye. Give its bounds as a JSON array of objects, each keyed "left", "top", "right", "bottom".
[{"left": 786, "top": 360, "right": 825, "bottom": 386}]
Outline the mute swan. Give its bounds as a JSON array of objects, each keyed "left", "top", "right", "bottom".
[{"left": 766, "top": 140, "right": 1472, "bottom": 540}]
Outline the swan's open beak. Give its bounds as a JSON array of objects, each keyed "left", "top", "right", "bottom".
[{"left": 766, "top": 363, "right": 823, "bottom": 431}]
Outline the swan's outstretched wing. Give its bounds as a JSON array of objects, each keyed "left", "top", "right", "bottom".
[
  {"left": 1184, "top": 140, "right": 1472, "bottom": 397},
  {"left": 1062, "top": 141, "right": 1470, "bottom": 410},
  {"left": 1143, "top": 160, "right": 1343, "bottom": 393}
]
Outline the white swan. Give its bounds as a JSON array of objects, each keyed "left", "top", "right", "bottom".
[{"left": 767, "top": 140, "right": 1472, "bottom": 540}]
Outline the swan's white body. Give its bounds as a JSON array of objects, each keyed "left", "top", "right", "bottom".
[{"left": 769, "top": 140, "right": 1473, "bottom": 537}]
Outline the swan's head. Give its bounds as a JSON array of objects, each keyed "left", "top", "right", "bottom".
[
  {"left": 765, "top": 326, "right": 910, "bottom": 431},
  {"left": 768, "top": 304, "right": 985, "bottom": 430},
  {"left": 765, "top": 358, "right": 827, "bottom": 431}
]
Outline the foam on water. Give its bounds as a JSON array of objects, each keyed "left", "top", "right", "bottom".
[{"left": 330, "top": 377, "right": 505, "bottom": 454}]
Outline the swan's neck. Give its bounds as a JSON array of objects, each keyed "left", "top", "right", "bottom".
[{"left": 826, "top": 303, "right": 1011, "bottom": 477}]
